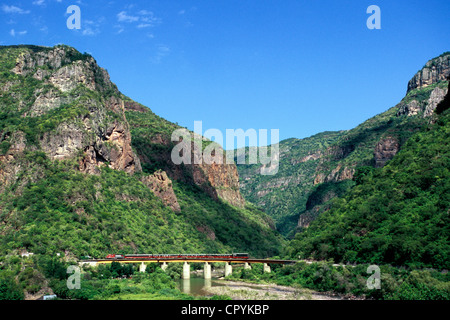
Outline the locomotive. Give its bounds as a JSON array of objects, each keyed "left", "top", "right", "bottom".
[{"left": 105, "top": 253, "right": 249, "bottom": 260}]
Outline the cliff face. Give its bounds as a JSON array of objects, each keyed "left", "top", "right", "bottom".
[
  {"left": 398, "top": 53, "right": 450, "bottom": 118},
  {"left": 373, "top": 136, "right": 400, "bottom": 168},
  {"left": 407, "top": 53, "right": 450, "bottom": 93},
  {"left": 123, "top": 110, "right": 246, "bottom": 208},
  {"left": 0, "top": 44, "right": 245, "bottom": 212},
  {"left": 193, "top": 161, "right": 245, "bottom": 208},
  {"left": 141, "top": 170, "right": 181, "bottom": 212},
  {"left": 2, "top": 46, "right": 142, "bottom": 178}
]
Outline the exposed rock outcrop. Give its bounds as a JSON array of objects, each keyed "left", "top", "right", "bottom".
[
  {"left": 0, "top": 131, "right": 27, "bottom": 193},
  {"left": 48, "top": 60, "right": 97, "bottom": 92},
  {"left": 290, "top": 150, "right": 322, "bottom": 165},
  {"left": 397, "top": 87, "right": 448, "bottom": 118},
  {"left": 4, "top": 45, "right": 142, "bottom": 179},
  {"left": 297, "top": 207, "right": 320, "bottom": 229},
  {"left": 123, "top": 100, "right": 149, "bottom": 113},
  {"left": 194, "top": 161, "right": 245, "bottom": 208},
  {"left": 78, "top": 120, "right": 141, "bottom": 174},
  {"left": 313, "top": 144, "right": 356, "bottom": 185},
  {"left": 141, "top": 170, "right": 181, "bottom": 213},
  {"left": 324, "top": 144, "right": 355, "bottom": 162},
  {"left": 134, "top": 130, "right": 246, "bottom": 208},
  {"left": 407, "top": 53, "right": 450, "bottom": 93},
  {"left": 314, "top": 164, "right": 355, "bottom": 185},
  {"left": 13, "top": 46, "right": 69, "bottom": 76},
  {"left": 397, "top": 100, "right": 421, "bottom": 117},
  {"left": 196, "top": 225, "right": 216, "bottom": 241},
  {"left": 12, "top": 45, "right": 116, "bottom": 95},
  {"left": 424, "top": 86, "right": 449, "bottom": 117},
  {"left": 374, "top": 136, "right": 400, "bottom": 168},
  {"left": 28, "top": 87, "right": 69, "bottom": 117}
]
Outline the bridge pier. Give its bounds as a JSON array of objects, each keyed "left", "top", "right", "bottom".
[
  {"left": 244, "top": 262, "right": 251, "bottom": 270},
  {"left": 204, "top": 262, "right": 211, "bottom": 280},
  {"left": 182, "top": 262, "right": 190, "bottom": 280},
  {"left": 139, "top": 262, "right": 146, "bottom": 273},
  {"left": 224, "top": 262, "right": 233, "bottom": 277},
  {"left": 161, "top": 262, "right": 168, "bottom": 271},
  {"left": 204, "top": 278, "right": 212, "bottom": 290},
  {"left": 263, "top": 263, "right": 271, "bottom": 273},
  {"left": 181, "top": 279, "right": 190, "bottom": 294}
]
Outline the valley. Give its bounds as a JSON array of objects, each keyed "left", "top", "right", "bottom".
[{"left": 0, "top": 44, "right": 449, "bottom": 301}]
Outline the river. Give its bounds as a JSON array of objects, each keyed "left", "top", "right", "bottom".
[
  {"left": 177, "top": 276, "right": 225, "bottom": 296},
  {"left": 176, "top": 275, "right": 345, "bottom": 300}
]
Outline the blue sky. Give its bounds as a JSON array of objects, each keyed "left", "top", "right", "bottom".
[{"left": 1, "top": 0, "right": 449, "bottom": 148}]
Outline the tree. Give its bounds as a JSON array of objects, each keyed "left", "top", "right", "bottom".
[
  {"left": 0, "top": 277, "right": 24, "bottom": 300},
  {"left": 353, "top": 166, "right": 375, "bottom": 185}
]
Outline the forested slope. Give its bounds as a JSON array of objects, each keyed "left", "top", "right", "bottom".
[{"left": 285, "top": 82, "right": 450, "bottom": 269}]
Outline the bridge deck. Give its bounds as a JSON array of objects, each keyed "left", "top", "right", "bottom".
[{"left": 82, "top": 258, "right": 296, "bottom": 265}]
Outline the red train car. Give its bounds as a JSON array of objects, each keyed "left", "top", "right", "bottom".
[{"left": 105, "top": 253, "right": 249, "bottom": 260}]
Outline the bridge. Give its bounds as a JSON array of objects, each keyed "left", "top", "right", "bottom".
[{"left": 79, "top": 257, "right": 296, "bottom": 280}]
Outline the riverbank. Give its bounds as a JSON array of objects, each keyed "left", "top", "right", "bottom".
[{"left": 203, "top": 279, "right": 356, "bottom": 300}]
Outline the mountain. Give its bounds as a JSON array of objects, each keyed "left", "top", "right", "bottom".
[
  {"left": 0, "top": 44, "right": 283, "bottom": 262},
  {"left": 285, "top": 79, "right": 450, "bottom": 269},
  {"left": 237, "top": 52, "right": 450, "bottom": 238},
  {"left": 237, "top": 131, "right": 346, "bottom": 236}
]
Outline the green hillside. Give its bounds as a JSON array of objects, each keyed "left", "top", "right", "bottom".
[
  {"left": 0, "top": 45, "right": 283, "bottom": 298},
  {"left": 237, "top": 131, "right": 345, "bottom": 236},
  {"left": 285, "top": 83, "right": 450, "bottom": 269},
  {"left": 237, "top": 53, "right": 449, "bottom": 238}
]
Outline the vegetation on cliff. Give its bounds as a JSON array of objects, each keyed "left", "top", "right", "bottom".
[
  {"left": 285, "top": 90, "right": 450, "bottom": 269},
  {"left": 0, "top": 44, "right": 283, "bottom": 299},
  {"left": 237, "top": 53, "right": 449, "bottom": 239},
  {"left": 1, "top": 44, "right": 449, "bottom": 301},
  {"left": 237, "top": 131, "right": 345, "bottom": 237}
]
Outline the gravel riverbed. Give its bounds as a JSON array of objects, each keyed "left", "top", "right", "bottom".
[{"left": 203, "top": 280, "right": 354, "bottom": 300}]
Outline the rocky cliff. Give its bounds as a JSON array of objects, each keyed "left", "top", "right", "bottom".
[
  {"left": 0, "top": 44, "right": 245, "bottom": 211},
  {"left": 398, "top": 53, "right": 450, "bottom": 118},
  {"left": 407, "top": 52, "right": 450, "bottom": 93},
  {"left": 141, "top": 170, "right": 181, "bottom": 212},
  {"left": 373, "top": 136, "right": 400, "bottom": 168},
  {"left": 124, "top": 107, "right": 246, "bottom": 208},
  {"left": 4, "top": 45, "right": 141, "bottom": 174}
]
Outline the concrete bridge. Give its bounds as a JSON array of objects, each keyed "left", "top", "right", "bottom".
[{"left": 80, "top": 257, "right": 295, "bottom": 280}]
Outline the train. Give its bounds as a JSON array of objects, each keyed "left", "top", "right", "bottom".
[{"left": 105, "top": 253, "right": 249, "bottom": 260}]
